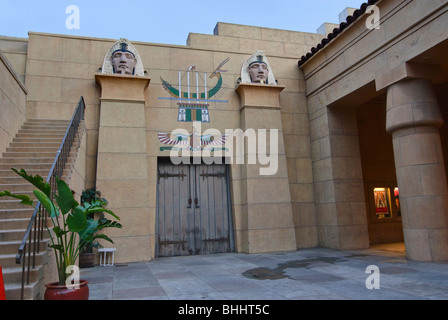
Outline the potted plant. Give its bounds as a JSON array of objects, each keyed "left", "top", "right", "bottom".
[
  {"left": 78, "top": 188, "right": 114, "bottom": 268},
  {"left": 0, "top": 169, "right": 122, "bottom": 300}
]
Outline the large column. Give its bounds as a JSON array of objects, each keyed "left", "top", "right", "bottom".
[
  {"left": 235, "top": 83, "right": 297, "bottom": 253},
  {"left": 95, "top": 73, "right": 151, "bottom": 263},
  {"left": 386, "top": 78, "right": 448, "bottom": 262}
]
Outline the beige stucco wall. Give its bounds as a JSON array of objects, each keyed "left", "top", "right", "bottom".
[
  {"left": 0, "top": 49, "right": 27, "bottom": 156},
  {"left": 0, "top": 36, "right": 28, "bottom": 84},
  {"left": 20, "top": 22, "right": 322, "bottom": 261},
  {"left": 300, "top": 0, "right": 448, "bottom": 257},
  {"left": 1, "top": 0, "right": 447, "bottom": 263},
  {"left": 67, "top": 120, "right": 88, "bottom": 201}
]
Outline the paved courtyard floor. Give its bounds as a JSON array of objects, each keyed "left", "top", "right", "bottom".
[{"left": 81, "top": 243, "right": 448, "bottom": 301}]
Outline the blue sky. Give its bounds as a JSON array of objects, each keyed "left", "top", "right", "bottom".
[{"left": 0, "top": 1, "right": 363, "bottom": 45}]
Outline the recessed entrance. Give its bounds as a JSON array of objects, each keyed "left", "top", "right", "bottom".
[
  {"left": 356, "top": 99, "right": 404, "bottom": 245},
  {"left": 156, "top": 159, "right": 234, "bottom": 257}
]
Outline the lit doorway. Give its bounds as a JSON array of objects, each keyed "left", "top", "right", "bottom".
[{"left": 356, "top": 99, "right": 404, "bottom": 245}]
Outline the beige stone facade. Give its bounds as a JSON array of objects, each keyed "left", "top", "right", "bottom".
[
  {"left": 0, "top": 50, "right": 27, "bottom": 157},
  {"left": 0, "top": 0, "right": 447, "bottom": 263},
  {"left": 300, "top": 0, "right": 448, "bottom": 261}
]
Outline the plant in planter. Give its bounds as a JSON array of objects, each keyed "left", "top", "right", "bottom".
[
  {"left": 0, "top": 169, "right": 122, "bottom": 300},
  {"left": 78, "top": 188, "right": 119, "bottom": 268}
]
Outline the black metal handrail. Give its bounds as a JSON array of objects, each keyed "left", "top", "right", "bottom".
[{"left": 15, "top": 97, "right": 85, "bottom": 300}]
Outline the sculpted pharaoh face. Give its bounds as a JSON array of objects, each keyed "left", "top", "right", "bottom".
[
  {"left": 111, "top": 50, "right": 137, "bottom": 75},
  {"left": 248, "top": 61, "right": 269, "bottom": 84}
]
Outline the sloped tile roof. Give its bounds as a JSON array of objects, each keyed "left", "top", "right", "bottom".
[{"left": 298, "top": 0, "right": 380, "bottom": 67}]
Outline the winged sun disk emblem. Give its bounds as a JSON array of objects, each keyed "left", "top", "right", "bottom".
[{"left": 158, "top": 133, "right": 228, "bottom": 146}]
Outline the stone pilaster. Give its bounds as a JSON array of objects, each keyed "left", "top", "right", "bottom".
[
  {"left": 95, "top": 73, "right": 151, "bottom": 263},
  {"left": 235, "top": 83, "right": 297, "bottom": 253},
  {"left": 386, "top": 78, "right": 448, "bottom": 262},
  {"left": 310, "top": 106, "right": 369, "bottom": 250}
]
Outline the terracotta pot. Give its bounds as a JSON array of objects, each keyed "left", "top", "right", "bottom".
[{"left": 44, "top": 280, "right": 89, "bottom": 300}]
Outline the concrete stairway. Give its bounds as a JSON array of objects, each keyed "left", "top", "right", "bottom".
[{"left": 0, "top": 119, "right": 76, "bottom": 300}]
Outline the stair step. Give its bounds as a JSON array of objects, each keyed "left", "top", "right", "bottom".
[
  {"left": 0, "top": 198, "right": 37, "bottom": 209},
  {"left": 25, "top": 119, "right": 70, "bottom": 124},
  {"left": 0, "top": 253, "right": 19, "bottom": 268},
  {"left": 0, "top": 218, "right": 32, "bottom": 230},
  {"left": 0, "top": 197, "right": 35, "bottom": 207},
  {"left": 9, "top": 142, "right": 61, "bottom": 148},
  {"left": 0, "top": 164, "right": 53, "bottom": 170},
  {"left": 0, "top": 239, "right": 48, "bottom": 255},
  {"left": 21, "top": 122, "right": 69, "bottom": 126},
  {"left": 4, "top": 281, "right": 40, "bottom": 300},
  {"left": 18, "top": 128, "right": 67, "bottom": 133},
  {"left": 6, "top": 147, "right": 59, "bottom": 153},
  {"left": 0, "top": 176, "right": 40, "bottom": 184},
  {"left": 0, "top": 184, "right": 39, "bottom": 192},
  {"left": 0, "top": 229, "right": 27, "bottom": 241},
  {"left": 14, "top": 134, "right": 66, "bottom": 139},
  {"left": 2, "top": 152, "right": 58, "bottom": 158},
  {"left": 13, "top": 138, "right": 63, "bottom": 143},
  {"left": 22, "top": 122, "right": 68, "bottom": 130},
  {"left": 0, "top": 175, "right": 69, "bottom": 184},
  {"left": 0, "top": 169, "right": 50, "bottom": 177},
  {"left": 0, "top": 157, "right": 72, "bottom": 164},
  {"left": 2, "top": 266, "right": 43, "bottom": 284},
  {"left": 0, "top": 208, "right": 35, "bottom": 219}
]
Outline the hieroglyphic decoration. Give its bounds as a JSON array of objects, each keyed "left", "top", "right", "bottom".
[
  {"left": 159, "top": 58, "right": 231, "bottom": 123},
  {"left": 158, "top": 132, "right": 228, "bottom": 152}
]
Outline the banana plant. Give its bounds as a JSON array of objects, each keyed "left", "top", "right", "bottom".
[
  {"left": 0, "top": 168, "right": 122, "bottom": 285},
  {"left": 79, "top": 199, "right": 122, "bottom": 254}
]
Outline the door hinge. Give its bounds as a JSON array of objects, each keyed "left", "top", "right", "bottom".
[
  {"left": 158, "top": 169, "right": 186, "bottom": 183},
  {"left": 199, "top": 170, "right": 226, "bottom": 181}
]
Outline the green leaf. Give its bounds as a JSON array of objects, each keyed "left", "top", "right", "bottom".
[
  {"left": 12, "top": 168, "right": 51, "bottom": 197},
  {"left": 33, "top": 189, "right": 57, "bottom": 218},
  {"left": 90, "top": 233, "right": 115, "bottom": 244},
  {"left": 56, "top": 179, "right": 78, "bottom": 215},
  {"left": 66, "top": 207, "right": 88, "bottom": 233},
  {"left": 0, "top": 191, "right": 34, "bottom": 206},
  {"left": 78, "top": 219, "right": 99, "bottom": 240},
  {"left": 85, "top": 207, "right": 120, "bottom": 221},
  {"left": 96, "top": 220, "right": 122, "bottom": 231},
  {"left": 52, "top": 226, "right": 69, "bottom": 238},
  {"left": 48, "top": 244, "right": 64, "bottom": 251}
]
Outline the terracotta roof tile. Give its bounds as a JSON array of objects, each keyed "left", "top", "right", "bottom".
[{"left": 298, "top": 0, "right": 380, "bottom": 67}]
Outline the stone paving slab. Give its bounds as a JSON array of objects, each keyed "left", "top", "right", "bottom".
[{"left": 81, "top": 245, "right": 448, "bottom": 301}]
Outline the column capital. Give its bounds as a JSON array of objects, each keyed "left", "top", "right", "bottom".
[
  {"left": 376, "top": 62, "right": 442, "bottom": 92},
  {"left": 95, "top": 73, "right": 151, "bottom": 102},
  {"left": 386, "top": 78, "right": 443, "bottom": 134},
  {"left": 236, "top": 83, "right": 285, "bottom": 111}
]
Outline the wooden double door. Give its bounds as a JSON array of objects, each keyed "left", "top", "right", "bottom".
[{"left": 156, "top": 160, "right": 234, "bottom": 257}]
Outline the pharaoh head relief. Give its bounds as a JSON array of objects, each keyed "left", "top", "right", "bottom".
[
  {"left": 240, "top": 50, "right": 277, "bottom": 85},
  {"left": 101, "top": 38, "right": 145, "bottom": 76}
]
